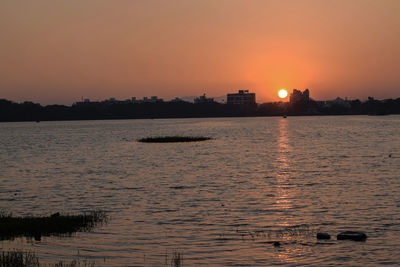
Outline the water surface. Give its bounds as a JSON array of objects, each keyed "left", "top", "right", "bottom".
[{"left": 1, "top": 116, "right": 399, "bottom": 266}]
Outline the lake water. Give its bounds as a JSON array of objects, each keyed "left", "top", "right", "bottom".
[{"left": 1, "top": 116, "right": 400, "bottom": 266}]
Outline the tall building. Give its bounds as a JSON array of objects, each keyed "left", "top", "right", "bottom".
[
  {"left": 194, "top": 94, "right": 214, "bottom": 104},
  {"left": 290, "top": 89, "right": 310, "bottom": 104},
  {"left": 227, "top": 90, "right": 256, "bottom": 105}
]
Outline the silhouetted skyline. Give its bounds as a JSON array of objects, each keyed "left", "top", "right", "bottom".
[{"left": 1, "top": 91, "right": 399, "bottom": 122}]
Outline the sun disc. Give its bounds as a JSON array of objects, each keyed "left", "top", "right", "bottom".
[{"left": 278, "top": 89, "right": 288, "bottom": 99}]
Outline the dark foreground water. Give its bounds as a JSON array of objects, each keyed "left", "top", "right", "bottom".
[{"left": 1, "top": 116, "right": 400, "bottom": 266}]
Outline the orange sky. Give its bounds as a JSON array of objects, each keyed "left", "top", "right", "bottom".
[{"left": 1, "top": 0, "right": 400, "bottom": 104}]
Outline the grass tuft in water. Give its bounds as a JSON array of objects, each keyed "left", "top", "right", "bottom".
[
  {"left": 0, "top": 211, "right": 107, "bottom": 241},
  {"left": 170, "top": 251, "right": 183, "bottom": 267},
  {"left": 138, "top": 136, "right": 212, "bottom": 143},
  {"left": 0, "top": 250, "right": 39, "bottom": 267},
  {"left": 0, "top": 250, "right": 97, "bottom": 267},
  {"left": 164, "top": 250, "right": 183, "bottom": 267},
  {"left": 53, "top": 259, "right": 96, "bottom": 267},
  {"left": 235, "top": 225, "right": 316, "bottom": 241}
]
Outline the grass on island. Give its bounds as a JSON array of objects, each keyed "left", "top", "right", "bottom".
[
  {"left": 0, "top": 211, "right": 107, "bottom": 241},
  {"left": 138, "top": 136, "right": 212, "bottom": 143}
]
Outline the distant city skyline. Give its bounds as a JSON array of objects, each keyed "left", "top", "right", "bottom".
[
  {"left": 1, "top": 0, "right": 400, "bottom": 105},
  {"left": 2, "top": 88, "right": 398, "bottom": 106}
]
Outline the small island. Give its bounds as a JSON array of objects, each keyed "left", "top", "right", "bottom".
[
  {"left": 138, "top": 136, "right": 212, "bottom": 143},
  {"left": 0, "top": 211, "right": 107, "bottom": 241}
]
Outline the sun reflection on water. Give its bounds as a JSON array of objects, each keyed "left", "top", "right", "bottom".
[
  {"left": 275, "top": 118, "right": 292, "bottom": 214},
  {"left": 272, "top": 118, "right": 296, "bottom": 264}
]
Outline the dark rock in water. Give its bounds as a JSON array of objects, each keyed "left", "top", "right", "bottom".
[
  {"left": 273, "top": 241, "right": 280, "bottom": 247},
  {"left": 337, "top": 231, "right": 367, "bottom": 241},
  {"left": 50, "top": 212, "right": 60, "bottom": 217},
  {"left": 317, "top": 232, "right": 331, "bottom": 240},
  {"left": 34, "top": 233, "right": 41, "bottom": 241}
]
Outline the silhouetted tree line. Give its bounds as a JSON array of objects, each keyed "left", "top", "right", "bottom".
[{"left": 0, "top": 97, "right": 399, "bottom": 122}]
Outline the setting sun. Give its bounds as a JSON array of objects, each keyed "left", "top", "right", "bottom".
[{"left": 278, "top": 89, "right": 288, "bottom": 99}]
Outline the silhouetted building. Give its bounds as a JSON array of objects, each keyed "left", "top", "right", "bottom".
[
  {"left": 146, "top": 96, "right": 163, "bottom": 103},
  {"left": 104, "top": 97, "right": 132, "bottom": 104},
  {"left": 290, "top": 89, "right": 310, "bottom": 104},
  {"left": 194, "top": 94, "right": 214, "bottom": 104},
  {"left": 320, "top": 97, "right": 351, "bottom": 109},
  {"left": 131, "top": 96, "right": 164, "bottom": 103},
  {"left": 227, "top": 90, "right": 256, "bottom": 105},
  {"left": 169, "top": 97, "right": 186, "bottom": 103}
]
